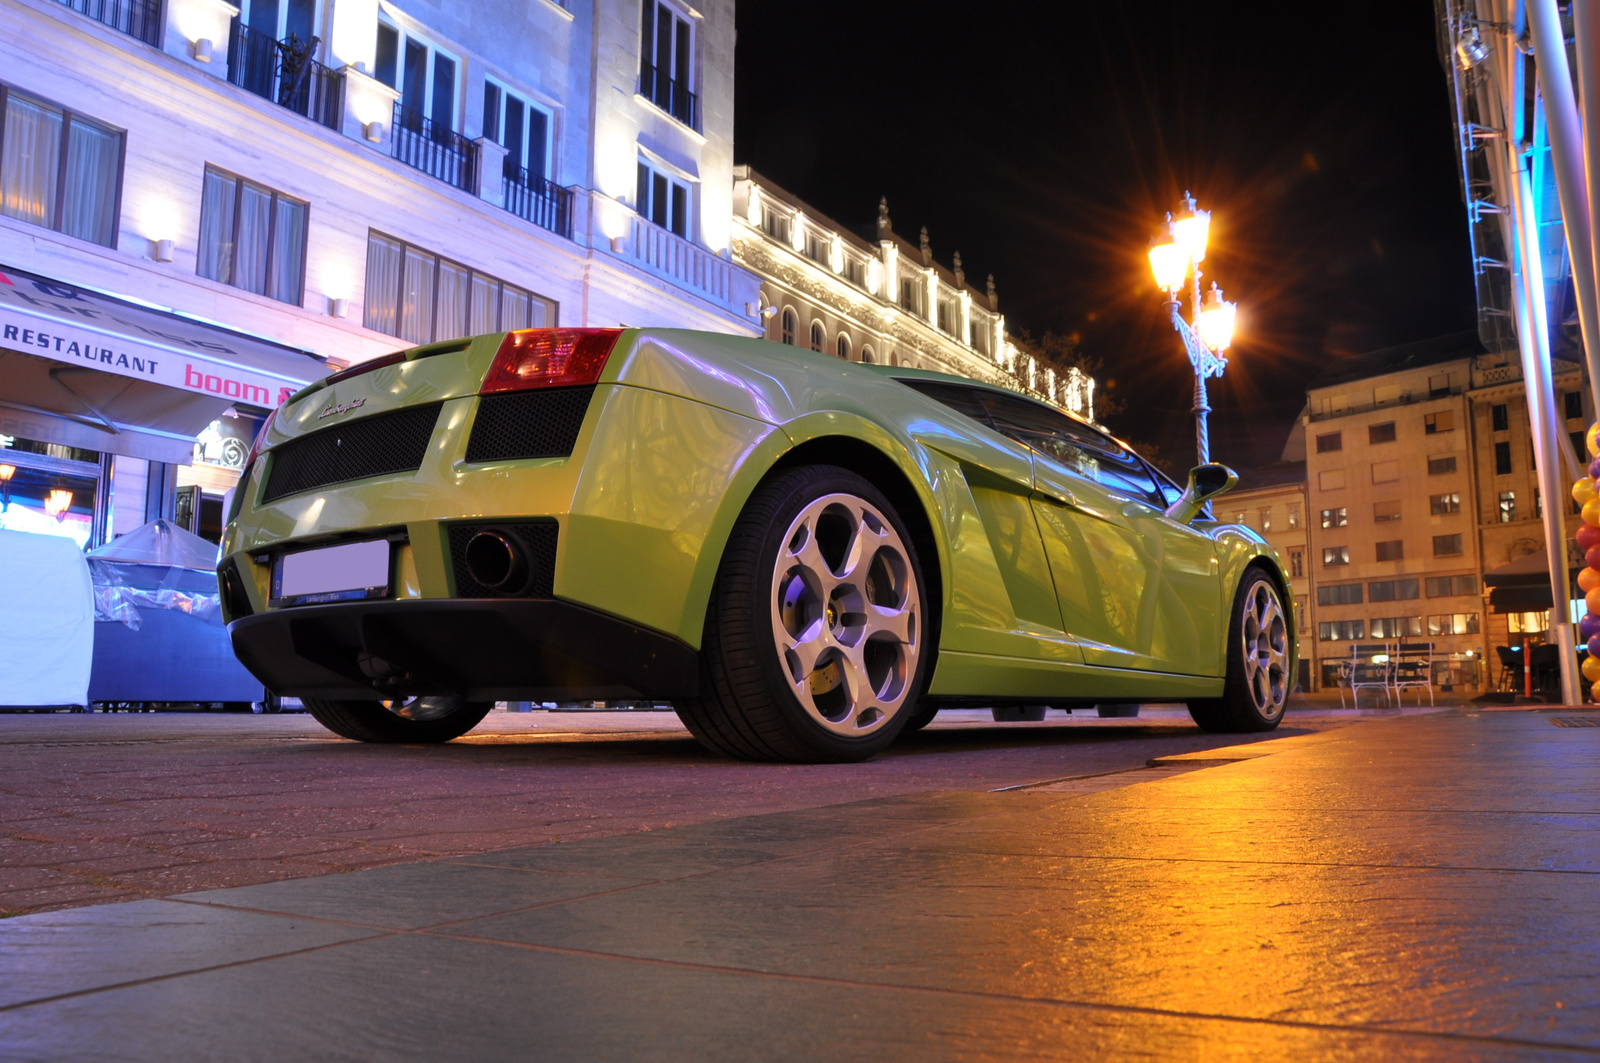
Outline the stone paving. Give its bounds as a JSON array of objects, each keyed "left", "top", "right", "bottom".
[{"left": 2, "top": 706, "right": 1597, "bottom": 1059}]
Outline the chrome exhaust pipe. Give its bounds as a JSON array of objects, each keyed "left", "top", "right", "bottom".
[{"left": 464, "top": 530, "right": 529, "bottom": 594}]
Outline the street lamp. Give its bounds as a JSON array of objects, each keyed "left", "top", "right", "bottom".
[{"left": 1148, "top": 192, "right": 1237, "bottom": 465}]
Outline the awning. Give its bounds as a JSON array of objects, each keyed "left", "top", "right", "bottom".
[
  {"left": 1483, "top": 545, "right": 1581, "bottom": 613},
  {"left": 0, "top": 264, "right": 327, "bottom": 463}
]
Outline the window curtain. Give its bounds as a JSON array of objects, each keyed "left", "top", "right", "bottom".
[
  {"left": 197, "top": 168, "right": 237, "bottom": 284},
  {"left": 60, "top": 118, "right": 119, "bottom": 246},
  {"left": 469, "top": 274, "right": 499, "bottom": 334},
  {"left": 501, "top": 285, "right": 532, "bottom": 330},
  {"left": 398, "top": 245, "right": 435, "bottom": 344},
  {"left": 434, "top": 258, "right": 470, "bottom": 341},
  {"left": 0, "top": 96, "right": 63, "bottom": 230},
  {"left": 269, "top": 197, "right": 307, "bottom": 304},
  {"left": 234, "top": 182, "right": 273, "bottom": 296},
  {"left": 363, "top": 233, "right": 404, "bottom": 337}
]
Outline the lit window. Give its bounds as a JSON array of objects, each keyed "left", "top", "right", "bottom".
[
  {"left": 1320, "top": 507, "right": 1347, "bottom": 529},
  {"left": 636, "top": 161, "right": 689, "bottom": 238},
  {"left": 1323, "top": 546, "right": 1350, "bottom": 567},
  {"left": 1259, "top": 508, "right": 1272, "bottom": 531},
  {"left": 1287, "top": 504, "right": 1301, "bottom": 529},
  {"left": 363, "top": 230, "right": 554, "bottom": 344},
  {"left": 1430, "top": 492, "right": 1460, "bottom": 515},
  {"left": 639, "top": 1, "right": 697, "bottom": 128},
  {"left": 0, "top": 89, "right": 121, "bottom": 248},
  {"left": 1498, "top": 491, "right": 1515, "bottom": 522},
  {"left": 198, "top": 166, "right": 307, "bottom": 306}
]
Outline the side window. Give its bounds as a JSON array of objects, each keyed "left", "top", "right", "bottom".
[
  {"left": 897, "top": 380, "right": 996, "bottom": 428},
  {"left": 981, "top": 393, "right": 1165, "bottom": 507}
]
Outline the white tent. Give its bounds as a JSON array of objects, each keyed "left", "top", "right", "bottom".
[{"left": 0, "top": 529, "right": 93, "bottom": 707}]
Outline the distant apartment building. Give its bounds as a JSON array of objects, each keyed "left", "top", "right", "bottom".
[
  {"left": 1297, "top": 333, "right": 1587, "bottom": 692},
  {"left": 0, "top": 0, "right": 758, "bottom": 549},
  {"left": 730, "top": 168, "right": 1095, "bottom": 419},
  {"left": 1220, "top": 463, "right": 1309, "bottom": 688}
]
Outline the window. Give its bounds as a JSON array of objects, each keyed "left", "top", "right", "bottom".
[
  {"left": 836, "top": 333, "right": 850, "bottom": 361},
  {"left": 1427, "top": 613, "right": 1479, "bottom": 636},
  {"left": 636, "top": 161, "right": 689, "bottom": 238},
  {"left": 1375, "top": 540, "right": 1403, "bottom": 562},
  {"left": 1430, "top": 492, "right": 1460, "bottom": 515},
  {"left": 375, "top": 19, "right": 458, "bottom": 134},
  {"left": 1287, "top": 503, "right": 1302, "bottom": 529},
  {"left": 803, "top": 228, "right": 828, "bottom": 265},
  {"left": 1494, "top": 441, "right": 1512, "bottom": 475},
  {"left": 1566, "top": 391, "right": 1584, "bottom": 421},
  {"left": 809, "top": 320, "right": 824, "bottom": 353},
  {"left": 1491, "top": 403, "right": 1509, "bottom": 431},
  {"left": 1428, "top": 455, "right": 1457, "bottom": 476},
  {"left": 780, "top": 308, "right": 795, "bottom": 346},
  {"left": 1321, "top": 507, "right": 1347, "bottom": 528},
  {"left": 1289, "top": 548, "right": 1303, "bottom": 578},
  {"left": 1424, "top": 411, "right": 1455, "bottom": 434},
  {"left": 1369, "top": 422, "right": 1396, "bottom": 444},
  {"left": 860, "top": 345, "right": 873, "bottom": 364},
  {"left": 1432, "top": 533, "right": 1463, "bottom": 557},
  {"left": 1318, "top": 469, "right": 1346, "bottom": 490},
  {"left": 0, "top": 89, "right": 121, "bottom": 248},
  {"left": 1315, "top": 432, "right": 1342, "bottom": 453},
  {"left": 1374, "top": 499, "right": 1401, "bottom": 523},
  {"left": 1428, "top": 372, "right": 1452, "bottom": 397},
  {"left": 238, "top": 0, "right": 314, "bottom": 44},
  {"left": 1426, "top": 575, "right": 1478, "bottom": 597},
  {"left": 1317, "top": 583, "right": 1363, "bottom": 606},
  {"left": 973, "top": 390, "right": 1168, "bottom": 508},
  {"left": 363, "top": 231, "right": 554, "bottom": 345},
  {"left": 1371, "top": 460, "right": 1400, "bottom": 483},
  {"left": 483, "top": 80, "right": 551, "bottom": 181},
  {"left": 1369, "top": 578, "right": 1420, "bottom": 602},
  {"left": 197, "top": 166, "right": 307, "bottom": 305},
  {"left": 1507, "top": 610, "right": 1549, "bottom": 634},
  {"left": 1323, "top": 546, "right": 1350, "bottom": 567},
  {"left": 1259, "top": 508, "right": 1272, "bottom": 531},
  {"left": 1319, "top": 620, "right": 1365, "bottom": 641},
  {"left": 899, "top": 274, "right": 924, "bottom": 315},
  {"left": 1498, "top": 491, "right": 1515, "bottom": 522},
  {"left": 639, "top": 1, "right": 696, "bottom": 127},
  {"left": 1232, "top": 511, "right": 1247, "bottom": 525},
  {"left": 1371, "top": 616, "right": 1422, "bottom": 638},
  {"left": 936, "top": 297, "right": 957, "bottom": 335},
  {"left": 1573, "top": 431, "right": 1588, "bottom": 463}
]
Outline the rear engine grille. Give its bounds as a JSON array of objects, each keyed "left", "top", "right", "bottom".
[
  {"left": 262, "top": 404, "right": 441, "bottom": 503},
  {"left": 465, "top": 387, "right": 594, "bottom": 462},
  {"left": 448, "top": 520, "right": 558, "bottom": 598}
]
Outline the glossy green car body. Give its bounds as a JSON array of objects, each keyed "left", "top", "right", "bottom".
[{"left": 220, "top": 328, "right": 1294, "bottom": 708}]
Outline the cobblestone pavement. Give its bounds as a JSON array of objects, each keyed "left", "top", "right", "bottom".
[{"left": 2, "top": 706, "right": 1596, "bottom": 1060}]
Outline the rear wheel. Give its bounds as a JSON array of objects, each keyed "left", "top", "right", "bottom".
[
  {"left": 303, "top": 696, "right": 492, "bottom": 743},
  {"left": 1188, "top": 568, "right": 1289, "bottom": 733},
  {"left": 675, "top": 466, "right": 930, "bottom": 762}
]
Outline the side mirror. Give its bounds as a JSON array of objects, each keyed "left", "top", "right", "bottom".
[{"left": 1164, "top": 463, "right": 1239, "bottom": 524}]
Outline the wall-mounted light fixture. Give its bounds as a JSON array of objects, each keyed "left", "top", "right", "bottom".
[
  {"left": 151, "top": 238, "right": 174, "bottom": 262},
  {"left": 329, "top": 297, "right": 349, "bottom": 318},
  {"left": 610, "top": 235, "right": 628, "bottom": 253},
  {"left": 363, "top": 121, "right": 384, "bottom": 143},
  {"left": 191, "top": 37, "right": 213, "bottom": 62}
]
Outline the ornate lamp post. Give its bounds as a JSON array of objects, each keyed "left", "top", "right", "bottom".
[{"left": 1148, "top": 193, "right": 1237, "bottom": 466}]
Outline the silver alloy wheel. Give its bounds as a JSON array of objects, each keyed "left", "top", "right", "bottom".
[
  {"left": 1241, "top": 580, "right": 1289, "bottom": 721},
  {"left": 381, "top": 695, "right": 463, "bottom": 722},
  {"left": 771, "top": 492, "right": 920, "bottom": 737}
]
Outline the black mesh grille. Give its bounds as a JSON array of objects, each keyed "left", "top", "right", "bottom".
[
  {"left": 262, "top": 404, "right": 441, "bottom": 503},
  {"left": 448, "top": 520, "right": 558, "bottom": 598},
  {"left": 465, "top": 387, "right": 594, "bottom": 462}
]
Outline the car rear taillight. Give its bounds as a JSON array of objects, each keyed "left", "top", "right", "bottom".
[
  {"left": 481, "top": 329, "right": 624, "bottom": 394},
  {"left": 244, "top": 407, "right": 276, "bottom": 468},
  {"left": 324, "top": 350, "right": 406, "bottom": 386}
]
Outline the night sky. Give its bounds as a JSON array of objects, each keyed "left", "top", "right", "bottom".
[{"left": 734, "top": 1, "right": 1479, "bottom": 473}]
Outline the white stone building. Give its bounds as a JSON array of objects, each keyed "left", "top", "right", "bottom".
[
  {"left": 731, "top": 167, "right": 1094, "bottom": 420},
  {"left": 0, "top": 0, "right": 759, "bottom": 547}
]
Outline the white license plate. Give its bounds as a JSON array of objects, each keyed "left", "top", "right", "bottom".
[{"left": 273, "top": 539, "right": 391, "bottom": 606}]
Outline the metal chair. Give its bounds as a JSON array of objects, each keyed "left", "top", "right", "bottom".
[
  {"left": 1391, "top": 642, "right": 1435, "bottom": 706},
  {"left": 1494, "top": 646, "right": 1523, "bottom": 693},
  {"left": 1345, "top": 642, "right": 1394, "bottom": 708}
]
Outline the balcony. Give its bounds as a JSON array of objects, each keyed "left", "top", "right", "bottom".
[
  {"left": 638, "top": 64, "right": 698, "bottom": 130},
  {"left": 503, "top": 166, "right": 573, "bottom": 240},
  {"left": 391, "top": 102, "right": 479, "bottom": 193},
  {"left": 56, "top": 0, "right": 159, "bottom": 46},
  {"left": 626, "top": 213, "right": 730, "bottom": 304},
  {"left": 226, "top": 23, "right": 341, "bottom": 130}
]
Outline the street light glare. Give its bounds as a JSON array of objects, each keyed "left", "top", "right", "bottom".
[
  {"left": 1148, "top": 239, "right": 1187, "bottom": 290},
  {"left": 1199, "top": 290, "right": 1237, "bottom": 351},
  {"left": 1173, "top": 208, "right": 1210, "bottom": 263}
]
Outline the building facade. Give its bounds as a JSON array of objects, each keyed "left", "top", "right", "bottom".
[
  {"left": 1219, "top": 463, "right": 1309, "bottom": 689},
  {"left": 0, "top": 0, "right": 759, "bottom": 548},
  {"left": 731, "top": 168, "right": 1095, "bottom": 419}
]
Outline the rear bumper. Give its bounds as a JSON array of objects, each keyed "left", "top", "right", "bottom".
[{"left": 228, "top": 599, "right": 700, "bottom": 702}]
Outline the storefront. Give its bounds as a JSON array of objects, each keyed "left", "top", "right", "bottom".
[{"left": 0, "top": 264, "right": 326, "bottom": 547}]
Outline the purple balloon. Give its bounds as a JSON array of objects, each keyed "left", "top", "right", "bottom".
[
  {"left": 1590, "top": 455, "right": 1600, "bottom": 479},
  {"left": 1588, "top": 634, "right": 1600, "bottom": 657},
  {"left": 1582, "top": 614, "right": 1600, "bottom": 642}
]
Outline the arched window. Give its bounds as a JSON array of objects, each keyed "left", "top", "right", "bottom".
[
  {"left": 836, "top": 333, "right": 851, "bottom": 361},
  {"left": 810, "top": 321, "right": 825, "bottom": 352},
  {"left": 860, "top": 346, "right": 874, "bottom": 364},
  {"left": 780, "top": 308, "right": 795, "bottom": 345}
]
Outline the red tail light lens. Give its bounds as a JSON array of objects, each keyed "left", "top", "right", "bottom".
[
  {"left": 244, "top": 407, "right": 276, "bottom": 468},
  {"left": 481, "top": 329, "right": 624, "bottom": 393},
  {"left": 325, "top": 350, "right": 406, "bottom": 386}
]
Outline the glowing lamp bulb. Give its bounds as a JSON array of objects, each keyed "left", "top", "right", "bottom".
[
  {"left": 45, "top": 488, "right": 73, "bottom": 518},
  {"left": 0, "top": 464, "right": 14, "bottom": 482},
  {"left": 1172, "top": 205, "right": 1210, "bottom": 263},
  {"left": 1148, "top": 238, "right": 1187, "bottom": 291},
  {"left": 1198, "top": 283, "right": 1236, "bottom": 351}
]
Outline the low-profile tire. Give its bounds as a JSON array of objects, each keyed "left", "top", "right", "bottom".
[
  {"left": 1187, "top": 566, "right": 1290, "bottom": 733},
  {"left": 303, "top": 696, "right": 492, "bottom": 743},
  {"left": 675, "top": 465, "right": 931, "bottom": 762},
  {"left": 901, "top": 705, "right": 939, "bottom": 732}
]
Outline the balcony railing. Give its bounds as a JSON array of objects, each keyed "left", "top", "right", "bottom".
[
  {"left": 226, "top": 24, "right": 341, "bottom": 130},
  {"left": 391, "top": 102, "right": 479, "bottom": 193},
  {"left": 503, "top": 166, "right": 573, "bottom": 239},
  {"left": 56, "top": 0, "right": 160, "bottom": 46},
  {"left": 638, "top": 64, "right": 698, "bottom": 129},
  {"left": 626, "top": 213, "right": 730, "bottom": 304}
]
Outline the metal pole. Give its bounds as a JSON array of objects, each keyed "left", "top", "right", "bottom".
[
  {"left": 1193, "top": 370, "right": 1211, "bottom": 466},
  {"left": 1576, "top": 1, "right": 1600, "bottom": 416}
]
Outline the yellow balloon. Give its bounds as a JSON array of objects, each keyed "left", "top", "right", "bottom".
[
  {"left": 1586, "top": 497, "right": 1600, "bottom": 527},
  {"left": 1577, "top": 479, "right": 1599, "bottom": 507},
  {"left": 1589, "top": 423, "right": 1600, "bottom": 458},
  {"left": 1581, "top": 567, "right": 1600, "bottom": 593},
  {"left": 1584, "top": 656, "right": 1600, "bottom": 683},
  {"left": 1592, "top": 678, "right": 1600, "bottom": 703}
]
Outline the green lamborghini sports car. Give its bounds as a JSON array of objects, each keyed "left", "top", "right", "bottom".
[{"left": 218, "top": 327, "right": 1293, "bottom": 762}]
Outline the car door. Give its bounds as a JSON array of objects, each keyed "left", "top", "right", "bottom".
[{"left": 979, "top": 393, "right": 1221, "bottom": 675}]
